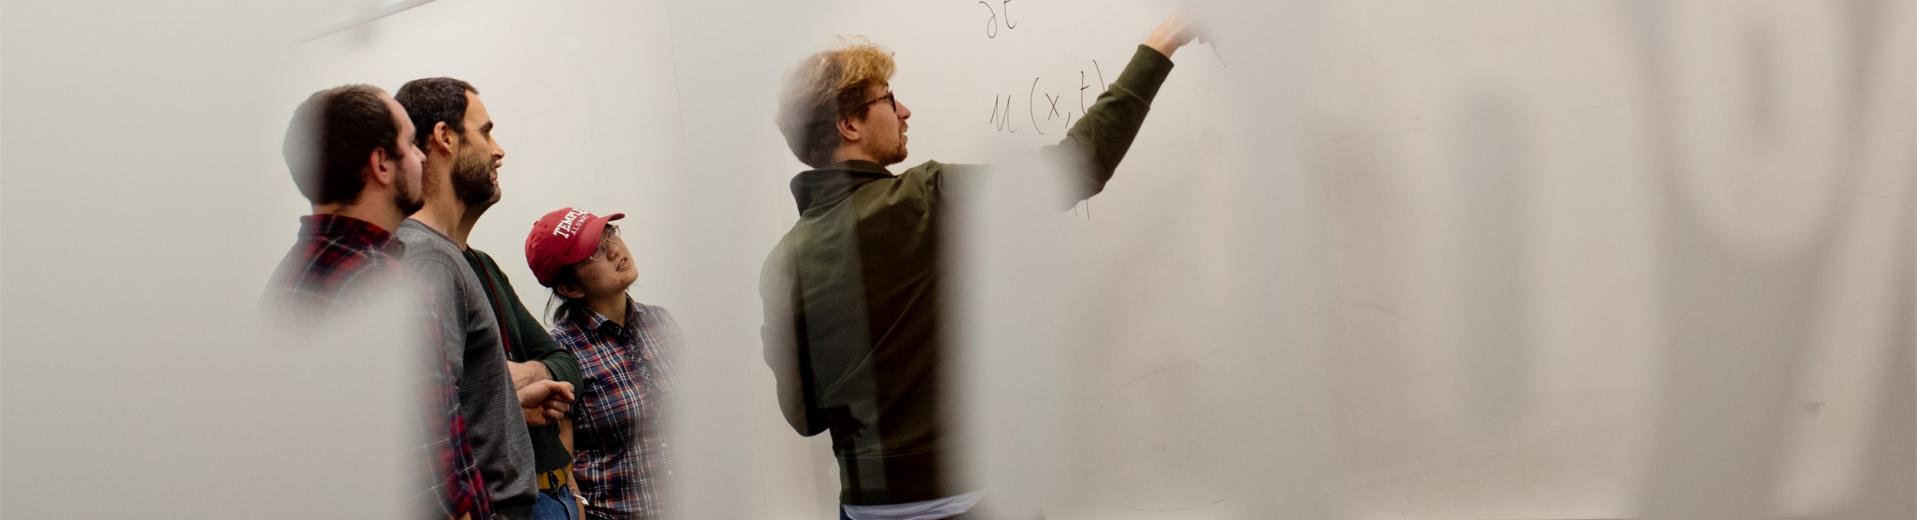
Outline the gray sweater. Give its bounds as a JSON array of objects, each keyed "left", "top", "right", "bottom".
[{"left": 398, "top": 218, "right": 537, "bottom": 518}]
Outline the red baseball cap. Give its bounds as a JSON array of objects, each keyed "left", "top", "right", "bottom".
[{"left": 525, "top": 207, "right": 625, "bottom": 287}]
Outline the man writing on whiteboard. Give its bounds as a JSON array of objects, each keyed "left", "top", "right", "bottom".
[{"left": 761, "top": 16, "right": 1200, "bottom": 520}]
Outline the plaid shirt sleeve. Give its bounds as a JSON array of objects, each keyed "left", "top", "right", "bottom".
[
  {"left": 266, "top": 215, "right": 493, "bottom": 519},
  {"left": 403, "top": 275, "right": 494, "bottom": 520},
  {"left": 420, "top": 347, "right": 491, "bottom": 519},
  {"left": 361, "top": 264, "right": 496, "bottom": 520}
]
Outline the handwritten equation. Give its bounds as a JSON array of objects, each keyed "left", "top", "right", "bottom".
[
  {"left": 975, "top": 0, "right": 1019, "bottom": 38},
  {"left": 966, "top": 0, "right": 1101, "bottom": 218},
  {"left": 987, "top": 60, "right": 1107, "bottom": 136}
]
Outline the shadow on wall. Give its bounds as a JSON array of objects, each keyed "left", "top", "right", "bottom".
[{"left": 1618, "top": 0, "right": 1915, "bottom": 518}]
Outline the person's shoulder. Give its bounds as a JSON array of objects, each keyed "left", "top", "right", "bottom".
[
  {"left": 464, "top": 246, "right": 497, "bottom": 263},
  {"left": 393, "top": 220, "right": 437, "bottom": 246},
  {"left": 394, "top": 221, "right": 456, "bottom": 259},
  {"left": 896, "top": 160, "right": 979, "bottom": 205},
  {"left": 900, "top": 159, "right": 988, "bottom": 184},
  {"left": 766, "top": 213, "right": 812, "bottom": 258},
  {"left": 633, "top": 302, "right": 685, "bottom": 335},
  {"left": 396, "top": 217, "right": 430, "bottom": 234},
  {"left": 634, "top": 302, "right": 674, "bottom": 318},
  {"left": 761, "top": 225, "right": 807, "bottom": 280},
  {"left": 392, "top": 234, "right": 470, "bottom": 289},
  {"left": 460, "top": 247, "right": 508, "bottom": 278},
  {"left": 874, "top": 160, "right": 946, "bottom": 195},
  {"left": 547, "top": 319, "right": 590, "bottom": 348},
  {"left": 899, "top": 159, "right": 951, "bottom": 179}
]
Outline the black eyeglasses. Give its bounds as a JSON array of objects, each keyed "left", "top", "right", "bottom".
[{"left": 846, "top": 91, "right": 898, "bottom": 115}]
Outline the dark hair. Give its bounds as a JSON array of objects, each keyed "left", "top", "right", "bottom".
[
  {"left": 544, "top": 264, "right": 591, "bottom": 325},
  {"left": 282, "top": 84, "right": 401, "bottom": 205},
  {"left": 394, "top": 77, "right": 478, "bottom": 150}
]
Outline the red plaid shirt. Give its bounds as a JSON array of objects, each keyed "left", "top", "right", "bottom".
[
  {"left": 550, "top": 299, "right": 682, "bottom": 519},
  {"left": 268, "top": 213, "right": 493, "bottom": 519}
]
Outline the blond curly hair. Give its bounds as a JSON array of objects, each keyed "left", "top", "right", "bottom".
[{"left": 776, "top": 38, "right": 895, "bottom": 168}]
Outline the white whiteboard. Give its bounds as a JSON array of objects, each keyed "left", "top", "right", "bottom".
[
  {"left": 4, "top": 0, "right": 1910, "bottom": 518},
  {"left": 260, "top": 1, "right": 1917, "bottom": 519}
]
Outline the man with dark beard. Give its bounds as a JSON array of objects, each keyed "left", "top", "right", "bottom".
[
  {"left": 269, "top": 84, "right": 427, "bottom": 309},
  {"left": 397, "top": 77, "right": 585, "bottom": 520},
  {"left": 267, "top": 84, "right": 494, "bottom": 519}
]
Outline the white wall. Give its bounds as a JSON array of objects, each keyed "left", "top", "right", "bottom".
[
  {"left": 267, "top": 0, "right": 689, "bottom": 318},
  {"left": 3, "top": 0, "right": 1912, "bottom": 519},
  {"left": 1296, "top": 2, "right": 1914, "bottom": 518}
]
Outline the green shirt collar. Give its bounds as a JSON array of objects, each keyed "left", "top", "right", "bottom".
[{"left": 789, "top": 160, "right": 895, "bottom": 212}]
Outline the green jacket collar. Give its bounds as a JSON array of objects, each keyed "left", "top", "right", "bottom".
[{"left": 789, "top": 160, "right": 894, "bottom": 212}]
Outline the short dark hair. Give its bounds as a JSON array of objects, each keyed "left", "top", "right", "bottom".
[
  {"left": 282, "top": 84, "right": 400, "bottom": 205},
  {"left": 395, "top": 77, "right": 479, "bottom": 150}
]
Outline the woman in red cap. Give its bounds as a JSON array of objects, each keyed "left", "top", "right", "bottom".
[{"left": 524, "top": 207, "right": 682, "bottom": 519}]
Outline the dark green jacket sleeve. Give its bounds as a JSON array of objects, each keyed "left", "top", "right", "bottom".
[
  {"left": 472, "top": 249, "right": 584, "bottom": 389},
  {"left": 1041, "top": 44, "right": 1176, "bottom": 202},
  {"left": 930, "top": 44, "right": 1176, "bottom": 207},
  {"left": 759, "top": 237, "right": 825, "bottom": 436},
  {"left": 507, "top": 282, "right": 582, "bottom": 388}
]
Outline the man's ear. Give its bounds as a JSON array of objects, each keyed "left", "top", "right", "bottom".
[
  {"left": 430, "top": 121, "right": 458, "bottom": 155},
  {"left": 366, "top": 146, "right": 396, "bottom": 188},
  {"left": 835, "top": 114, "right": 862, "bottom": 144}
]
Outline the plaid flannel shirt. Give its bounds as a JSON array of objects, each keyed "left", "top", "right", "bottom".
[
  {"left": 549, "top": 299, "right": 682, "bottom": 519},
  {"left": 268, "top": 213, "right": 493, "bottom": 519}
]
